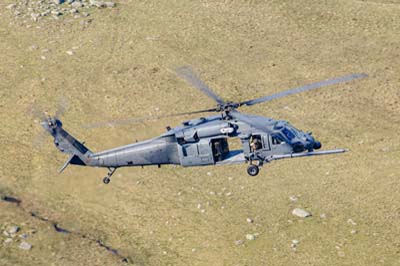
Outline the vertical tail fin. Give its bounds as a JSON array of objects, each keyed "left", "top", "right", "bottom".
[{"left": 41, "top": 117, "right": 92, "bottom": 172}]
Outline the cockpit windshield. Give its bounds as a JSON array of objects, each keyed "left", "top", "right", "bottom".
[{"left": 281, "top": 127, "right": 296, "bottom": 141}]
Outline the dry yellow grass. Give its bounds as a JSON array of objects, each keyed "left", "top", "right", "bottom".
[{"left": 0, "top": 1, "right": 399, "bottom": 265}]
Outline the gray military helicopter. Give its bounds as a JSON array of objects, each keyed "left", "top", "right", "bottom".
[{"left": 39, "top": 66, "right": 367, "bottom": 184}]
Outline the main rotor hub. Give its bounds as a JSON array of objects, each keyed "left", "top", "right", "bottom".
[{"left": 217, "top": 102, "right": 240, "bottom": 112}]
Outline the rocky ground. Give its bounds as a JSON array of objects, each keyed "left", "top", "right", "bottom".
[
  {"left": 0, "top": 0, "right": 399, "bottom": 265},
  {"left": 6, "top": 0, "right": 115, "bottom": 26}
]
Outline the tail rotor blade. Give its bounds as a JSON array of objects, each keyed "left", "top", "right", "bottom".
[
  {"left": 240, "top": 73, "right": 368, "bottom": 107},
  {"left": 55, "top": 96, "right": 70, "bottom": 119},
  {"left": 28, "top": 103, "right": 47, "bottom": 123},
  {"left": 28, "top": 96, "right": 70, "bottom": 150}
]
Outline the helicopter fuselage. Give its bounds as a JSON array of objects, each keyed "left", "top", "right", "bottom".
[
  {"left": 79, "top": 113, "right": 323, "bottom": 168},
  {"left": 42, "top": 111, "right": 345, "bottom": 184}
]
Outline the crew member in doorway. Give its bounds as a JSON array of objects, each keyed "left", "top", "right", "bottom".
[{"left": 250, "top": 136, "right": 262, "bottom": 151}]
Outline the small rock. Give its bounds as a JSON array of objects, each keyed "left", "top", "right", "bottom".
[
  {"left": 19, "top": 233, "right": 29, "bottom": 239},
  {"left": 66, "top": 50, "right": 74, "bottom": 55},
  {"left": 29, "top": 44, "right": 39, "bottom": 50},
  {"left": 235, "top": 239, "right": 243, "bottom": 245},
  {"left": 4, "top": 238, "right": 13, "bottom": 245},
  {"left": 289, "top": 195, "right": 298, "bottom": 202},
  {"left": 3, "top": 230, "right": 10, "bottom": 237},
  {"left": 347, "top": 218, "right": 357, "bottom": 226},
  {"left": 8, "top": 226, "right": 20, "bottom": 235},
  {"left": 31, "top": 13, "right": 41, "bottom": 21},
  {"left": 51, "top": 10, "right": 62, "bottom": 16},
  {"left": 41, "top": 10, "right": 50, "bottom": 17},
  {"left": 19, "top": 241, "right": 32, "bottom": 250},
  {"left": 69, "top": 8, "right": 78, "bottom": 14},
  {"left": 292, "top": 208, "right": 312, "bottom": 218},
  {"left": 6, "top": 4, "right": 16, "bottom": 9},
  {"left": 105, "top": 2, "right": 116, "bottom": 7},
  {"left": 320, "top": 213, "right": 327, "bottom": 219},
  {"left": 90, "top": 0, "right": 106, "bottom": 8},
  {"left": 291, "top": 239, "right": 300, "bottom": 248},
  {"left": 246, "top": 218, "right": 253, "bottom": 223},
  {"left": 245, "top": 234, "right": 256, "bottom": 241},
  {"left": 381, "top": 147, "right": 390, "bottom": 152},
  {"left": 71, "top": 2, "right": 83, "bottom": 8},
  {"left": 81, "top": 12, "right": 89, "bottom": 17},
  {"left": 351, "top": 230, "right": 358, "bottom": 234}
]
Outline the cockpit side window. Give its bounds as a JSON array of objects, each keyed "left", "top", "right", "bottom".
[{"left": 271, "top": 134, "right": 285, "bottom": 145}]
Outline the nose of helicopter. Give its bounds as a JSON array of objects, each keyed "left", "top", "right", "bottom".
[
  {"left": 303, "top": 133, "right": 322, "bottom": 151},
  {"left": 292, "top": 132, "right": 321, "bottom": 153},
  {"left": 313, "top": 140, "right": 322, "bottom": 149}
]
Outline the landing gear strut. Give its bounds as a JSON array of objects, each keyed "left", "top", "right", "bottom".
[
  {"left": 247, "top": 164, "right": 260, "bottom": 176},
  {"left": 103, "top": 167, "right": 117, "bottom": 184}
]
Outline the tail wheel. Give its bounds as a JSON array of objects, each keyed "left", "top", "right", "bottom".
[{"left": 247, "top": 165, "right": 260, "bottom": 176}]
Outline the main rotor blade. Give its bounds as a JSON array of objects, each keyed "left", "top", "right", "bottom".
[
  {"left": 83, "top": 108, "right": 219, "bottom": 129},
  {"left": 176, "top": 66, "right": 225, "bottom": 104},
  {"left": 240, "top": 73, "right": 368, "bottom": 107},
  {"left": 229, "top": 110, "right": 267, "bottom": 132}
]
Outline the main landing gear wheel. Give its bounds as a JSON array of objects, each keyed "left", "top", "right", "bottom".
[
  {"left": 247, "top": 165, "right": 259, "bottom": 176},
  {"left": 103, "top": 176, "right": 111, "bottom": 184}
]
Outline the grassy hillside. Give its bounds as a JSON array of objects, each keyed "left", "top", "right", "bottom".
[{"left": 0, "top": 1, "right": 399, "bottom": 265}]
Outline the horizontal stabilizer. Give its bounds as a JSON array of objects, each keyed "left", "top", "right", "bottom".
[{"left": 59, "top": 154, "right": 86, "bottom": 173}]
